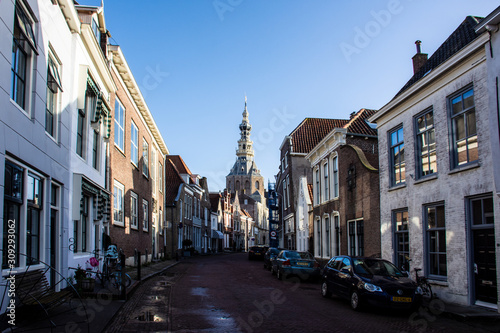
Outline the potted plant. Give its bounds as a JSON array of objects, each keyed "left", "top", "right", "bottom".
[{"left": 74, "top": 265, "right": 95, "bottom": 292}]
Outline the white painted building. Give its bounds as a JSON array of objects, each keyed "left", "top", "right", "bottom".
[
  {"left": 370, "top": 11, "right": 500, "bottom": 311},
  {"left": 295, "top": 176, "right": 312, "bottom": 252}
]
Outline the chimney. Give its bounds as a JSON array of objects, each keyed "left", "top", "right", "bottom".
[{"left": 412, "top": 40, "right": 428, "bottom": 74}]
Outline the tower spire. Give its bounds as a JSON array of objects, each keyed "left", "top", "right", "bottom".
[{"left": 237, "top": 96, "right": 253, "bottom": 160}]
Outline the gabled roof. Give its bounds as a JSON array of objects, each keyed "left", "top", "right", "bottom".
[
  {"left": 166, "top": 155, "right": 192, "bottom": 176},
  {"left": 344, "top": 109, "right": 378, "bottom": 137},
  {"left": 165, "top": 159, "right": 186, "bottom": 204},
  {"left": 396, "top": 16, "right": 483, "bottom": 96},
  {"left": 290, "top": 118, "right": 348, "bottom": 154}
]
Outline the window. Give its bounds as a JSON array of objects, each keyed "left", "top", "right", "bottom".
[
  {"left": 113, "top": 181, "right": 124, "bottom": 226},
  {"left": 393, "top": 210, "right": 409, "bottom": 270},
  {"left": 79, "top": 195, "right": 89, "bottom": 253},
  {"left": 131, "top": 121, "right": 138, "bottom": 166},
  {"left": 92, "top": 130, "right": 99, "bottom": 170},
  {"left": 46, "top": 55, "right": 62, "bottom": 137},
  {"left": 425, "top": 203, "right": 446, "bottom": 278},
  {"left": 159, "top": 162, "right": 163, "bottom": 193},
  {"left": 332, "top": 156, "right": 339, "bottom": 198},
  {"left": 282, "top": 180, "right": 287, "bottom": 208},
  {"left": 142, "top": 199, "right": 149, "bottom": 231},
  {"left": 315, "top": 169, "right": 320, "bottom": 205},
  {"left": 348, "top": 219, "right": 364, "bottom": 256},
  {"left": 26, "top": 174, "right": 42, "bottom": 264},
  {"left": 323, "top": 162, "right": 329, "bottom": 201},
  {"left": 389, "top": 126, "right": 405, "bottom": 186},
  {"left": 11, "top": 1, "right": 37, "bottom": 110},
  {"left": 151, "top": 147, "right": 156, "bottom": 193},
  {"left": 285, "top": 151, "right": 288, "bottom": 168},
  {"left": 316, "top": 219, "right": 321, "bottom": 257},
  {"left": 77, "top": 80, "right": 98, "bottom": 158},
  {"left": 415, "top": 109, "right": 436, "bottom": 178},
  {"left": 324, "top": 216, "right": 330, "bottom": 257},
  {"left": 142, "top": 138, "right": 149, "bottom": 177},
  {"left": 449, "top": 87, "right": 478, "bottom": 167},
  {"left": 130, "top": 192, "right": 138, "bottom": 229},
  {"left": 159, "top": 208, "right": 163, "bottom": 235},
  {"left": 91, "top": 17, "right": 100, "bottom": 43},
  {"left": 114, "top": 98, "right": 125, "bottom": 151},
  {"left": 286, "top": 175, "right": 290, "bottom": 208},
  {"left": 334, "top": 215, "right": 340, "bottom": 256},
  {"left": 255, "top": 181, "right": 259, "bottom": 191}
]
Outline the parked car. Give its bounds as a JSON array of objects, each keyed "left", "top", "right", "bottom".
[
  {"left": 263, "top": 247, "right": 283, "bottom": 270},
  {"left": 321, "top": 256, "right": 423, "bottom": 311},
  {"left": 248, "top": 245, "right": 268, "bottom": 260},
  {"left": 271, "top": 250, "right": 320, "bottom": 281}
]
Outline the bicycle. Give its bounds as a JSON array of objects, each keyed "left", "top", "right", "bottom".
[
  {"left": 108, "top": 262, "right": 132, "bottom": 292},
  {"left": 414, "top": 268, "right": 433, "bottom": 301}
]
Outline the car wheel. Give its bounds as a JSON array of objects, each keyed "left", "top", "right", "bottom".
[
  {"left": 350, "top": 290, "right": 362, "bottom": 311},
  {"left": 271, "top": 266, "right": 275, "bottom": 275},
  {"left": 321, "top": 281, "right": 331, "bottom": 298}
]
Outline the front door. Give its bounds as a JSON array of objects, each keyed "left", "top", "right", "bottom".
[{"left": 470, "top": 196, "right": 497, "bottom": 305}]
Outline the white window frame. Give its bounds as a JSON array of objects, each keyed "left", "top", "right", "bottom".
[
  {"left": 113, "top": 180, "right": 124, "bottom": 227},
  {"left": 331, "top": 155, "right": 339, "bottom": 198},
  {"left": 158, "top": 161, "right": 163, "bottom": 193},
  {"left": 45, "top": 50, "right": 62, "bottom": 140},
  {"left": 130, "top": 191, "right": 138, "bottom": 229},
  {"left": 323, "top": 161, "right": 329, "bottom": 202},
  {"left": 114, "top": 98, "right": 125, "bottom": 152},
  {"left": 142, "top": 138, "right": 149, "bottom": 178},
  {"left": 130, "top": 120, "right": 138, "bottom": 166},
  {"left": 151, "top": 146, "right": 156, "bottom": 194},
  {"left": 142, "top": 199, "right": 149, "bottom": 232}
]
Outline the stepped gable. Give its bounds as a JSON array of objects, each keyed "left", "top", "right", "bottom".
[
  {"left": 290, "top": 118, "right": 348, "bottom": 154},
  {"left": 396, "top": 16, "right": 483, "bottom": 97}
]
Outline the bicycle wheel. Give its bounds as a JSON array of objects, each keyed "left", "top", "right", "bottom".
[{"left": 421, "top": 282, "right": 433, "bottom": 301}]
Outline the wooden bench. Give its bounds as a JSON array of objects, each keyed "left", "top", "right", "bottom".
[{"left": 13, "top": 269, "right": 72, "bottom": 310}]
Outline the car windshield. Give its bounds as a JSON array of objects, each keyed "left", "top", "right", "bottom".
[{"left": 353, "top": 259, "right": 404, "bottom": 277}]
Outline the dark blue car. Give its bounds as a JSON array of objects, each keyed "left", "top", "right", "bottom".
[{"left": 321, "top": 256, "right": 423, "bottom": 311}]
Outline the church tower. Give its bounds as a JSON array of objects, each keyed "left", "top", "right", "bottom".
[{"left": 226, "top": 98, "right": 265, "bottom": 199}]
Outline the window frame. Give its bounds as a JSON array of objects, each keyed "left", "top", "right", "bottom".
[
  {"left": 448, "top": 85, "right": 478, "bottom": 169},
  {"left": 142, "top": 199, "right": 149, "bottom": 232},
  {"left": 392, "top": 209, "right": 409, "bottom": 271},
  {"left": 92, "top": 130, "right": 100, "bottom": 170},
  {"left": 11, "top": 1, "right": 38, "bottom": 112},
  {"left": 332, "top": 155, "right": 339, "bottom": 198},
  {"left": 414, "top": 107, "right": 437, "bottom": 179},
  {"left": 142, "top": 138, "right": 149, "bottom": 178},
  {"left": 45, "top": 53, "right": 62, "bottom": 138},
  {"left": 323, "top": 161, "right": 329, "bottom": 202},
  {"left": 114, "top": 98, "right": 125, "bottom": 152},
  {"left": 424, "top": 202, "right": 447, "bottom": 280},
  {"left": 388, "top": 125, "right": 405, "bottom": 187},
  {"left": 348, "top": 219, "right": 364, "bottom": 257},
  {"left": 113, "top": 180, "right": 124, "bottom": 227},
  {"left": 130, "top": 120, "right": 138, "bottom": 166},
  {"left": 130, "top": 191, "right": 138, "bottom": 230}
]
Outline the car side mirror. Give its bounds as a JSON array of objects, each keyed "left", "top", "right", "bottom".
[
  {"left": 402, "top": 271, "right": 409, "bottom": 278},
  {"left": 340, "top": 267, "right": 351, "bottom": 275}
]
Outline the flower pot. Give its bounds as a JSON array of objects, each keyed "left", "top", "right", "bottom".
[{"left": 78, "top": 278, "right": 95, "bottom": 292}]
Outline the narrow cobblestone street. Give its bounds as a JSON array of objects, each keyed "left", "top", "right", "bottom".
[{"left": 104, "top": 254, "right": 500, "bottom": 332}]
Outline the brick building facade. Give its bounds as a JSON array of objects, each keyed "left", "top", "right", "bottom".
[
  {"left": 108, "top": 45, "right": 168, "bottom": 265},
  {"left": 306, "top": 109, "right": 380, "bottom": 262}
]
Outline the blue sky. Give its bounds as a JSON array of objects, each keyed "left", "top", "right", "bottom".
[{"left": 92, "top": 0, "right": 498, "bottom": 191}]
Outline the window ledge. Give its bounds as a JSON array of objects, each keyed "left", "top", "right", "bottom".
[
  {"left": 414, "top": 174, "right": 438, "bottom": 185},
  {"left": 45, "top": 132, "right": 59, "bottom": 145},
  {"left": 113, "top": 221, "right": 125, "bottom": 228},
  {"left": 428, "top": 279, "right": 448, "bottom": 286},
  {"left": 448, "top": 162, "right": 480, "bottom": 175},
  {"left": 130, "top": 226, "right": 138, "bottom": 231},
  {"left": 388, "top": 183, "right": 406, "bottom": 192},
  {"left": 114, "top": 145, "right": 126, "bottom": 158}
]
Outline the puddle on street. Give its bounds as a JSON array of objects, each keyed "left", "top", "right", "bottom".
[
  {"left": 191, "top": 287, "right": 208, "bottom": 296},
  {"left": 136, "top": 311, "right": 162, "bottom": 322}
]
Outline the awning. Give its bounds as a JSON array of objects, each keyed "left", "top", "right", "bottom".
[{"left": 211, "top": 230, "right": 224, "bottom": 239}]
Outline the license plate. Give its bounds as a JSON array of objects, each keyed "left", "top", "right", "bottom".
[
  {"left": 297, "top": 262, "right": 308, "bottom": 266},
  {"left": 392, "top": 297, "right": 412, "bottom": 302}
]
